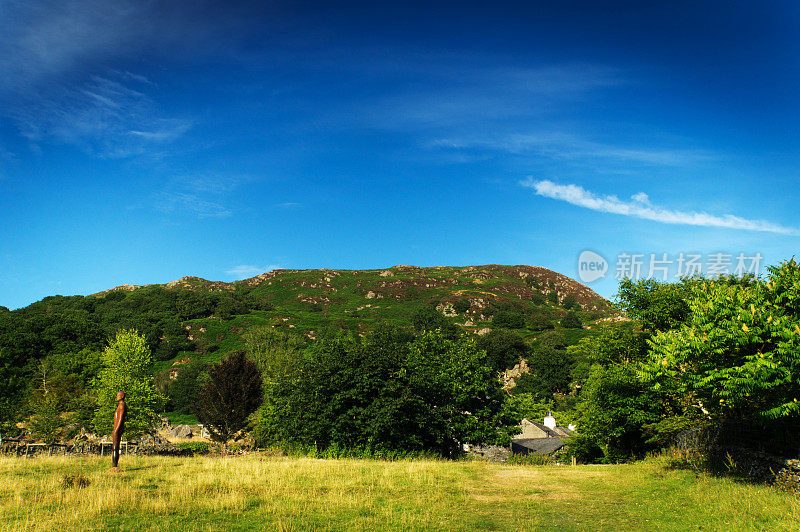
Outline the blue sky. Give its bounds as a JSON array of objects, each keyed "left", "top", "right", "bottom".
[{"left": 1, "top": 1, "right": 799, "bottom": 309}]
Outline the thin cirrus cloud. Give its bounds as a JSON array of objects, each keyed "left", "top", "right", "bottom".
[
  {"left": 155, "top": 192, "right": 232, "bottom": 219},
  {"left": 225, "top": 265, "right": 281, "bottom": 280},
  {"left": 0, "top": 0, "right": 221, "bottom": 158},
  {"left": 433, "top": 133, "right": 712, "bottom": 168},
  {"left": 10, "top": 73, "right": 193, "bottom": 158},
  {"left": 154, "top": 174, "right": 255, "bottom": 219},
  {"left": 524, "top": 179, "right": 800, "bottom": 236},
  {"left": 354, "top": 64, "right": 623, "bottom": 131}
]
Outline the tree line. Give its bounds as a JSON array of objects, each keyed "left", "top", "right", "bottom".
[{"left": 6, "top": 259, "right": 799, "bottom": 461}]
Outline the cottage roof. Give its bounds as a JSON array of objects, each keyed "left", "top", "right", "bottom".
[
  {"left": 511, "top": 437, "right": 566, "bottom": 455},
  {"left": 521, "top": 418, "right": 561, "bottom": 438},
  {"left": 553, "top": 425, "right": 574, "bottom": 437}
]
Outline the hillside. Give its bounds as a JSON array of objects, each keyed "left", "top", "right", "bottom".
[
  {"left": 0, "top": 264, "right": 612, "bottom": 427},
  {"left": 94, "top": 264, "right": 611, "bottom": 352},
  {"left": 2, "top": 264, "right": 613, "bottom": 364},
  {"left": 97, "top": 264, "right": 608, "bottom": 310}
]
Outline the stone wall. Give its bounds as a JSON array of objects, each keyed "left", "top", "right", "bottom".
[{"left": 675, "top": 423, "right": 800, "bottom": 491}]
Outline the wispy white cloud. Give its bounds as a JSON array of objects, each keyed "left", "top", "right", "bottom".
[
  {"left": 176, "top": 174, "right": 255, "bottom": 194},
  {"left": 154, "top": 174, "right": 255, "bottom": 219},
  {"left": 433, "top": 133, "right": 712, "bottom": 168},
  {"left": 155, "top": 192, "right": 232, "bottom": 219},
  {"left": 0, "top": 0, "right": 252, "bottom": 94},
  {"left": 354, "top": 64, "right": 623, "bottom": 131},
  {"left": 11, "top": 73, "right": 192, "bottom": 158},
  {"left": 225, "top": 264, "right": 280, "bottom": 280},
  {"left": 128, "top": 120, "right": 193, "bottom": 142},
  {"left": 523, "top": 179, "right": 800, "bottom": 235}
]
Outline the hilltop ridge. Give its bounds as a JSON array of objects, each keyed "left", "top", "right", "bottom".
[{"left": 93, "top": 264, "right": 609, "bottom": 312}]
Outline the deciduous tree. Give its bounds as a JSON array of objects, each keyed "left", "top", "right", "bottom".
[{"left": 94, "top": 330, "right": 163, "bottom": 437}]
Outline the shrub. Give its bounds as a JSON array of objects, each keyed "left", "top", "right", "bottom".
[
  {"left": 561, "top": 294, "right": 579, "bottom": 311},
  {"left": 492, "top": 311, "right": 525, "bottom": 329},
  {"left": 176, "top": 441, "right": 211, "bottom": 454},
  {"left": 560, "top": 312, "right": 582, "bottom": 329},
  {"left": 452, "top": 299, "right": 471, "bottom": 314},
  {"left": 61, "top": 474, "right": 90, "bottom": 489},
  {"left": 528, "top": 311, "right": 554, "bottom": 331},
  {"left": 529, "top": 292, "right": 545, "bottom": 305},
  {"left": 507, "top": 452, "right": 552, "bottom": 466}
]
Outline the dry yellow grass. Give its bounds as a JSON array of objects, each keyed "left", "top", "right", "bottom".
[{"left": 0, "top": 454, "right": 797, "bottom": 531}]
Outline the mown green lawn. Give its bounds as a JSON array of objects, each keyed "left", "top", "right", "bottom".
[{"left": 1, "top": 454, "right": 797, "bottom": 531}]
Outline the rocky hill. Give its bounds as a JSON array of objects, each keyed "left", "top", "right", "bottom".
[
  {"left": 90, "top": 264, "right": 612, "bottom": 356},
  {"left": 97, "top": 264, "right": 608, "bottom": 311}
]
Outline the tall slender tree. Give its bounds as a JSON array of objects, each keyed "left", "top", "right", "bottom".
[{"left": 195, "top": 350, "right": 262, "bottom": 444}]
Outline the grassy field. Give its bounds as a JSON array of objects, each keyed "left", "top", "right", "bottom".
[{"left": 1, "top": 454, "right": 798, "bottom": 531}]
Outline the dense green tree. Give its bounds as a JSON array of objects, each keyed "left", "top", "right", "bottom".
[
  {"left": 492, "top": 311, "right": 525, "bottom": 329},
  {"left": 452, "top": 299, "right": 471, "bottom": 314},
  {"left": 94, "top": 330, "right": 163, "bottom": 437},
  {"left": 576, "top": 364, "right": 661, "bottom": 462},
  {"left": 529, "top": 292, "right": 546, "bottom": 305},
  {"left": 258, "top": 329, "right": 515, "bottom": 456},
  {"left": 27, "top": 391, "right": 66, "bottom": 444},
  {"left": 476, "top": 329, "right": 529, "bottom": 371},
  {"left": 616, "top": 278, "right": 693, "bottom": 332},
  {"left": 569, "top": 324, "right": 648, "bottom": 366},
  {"left": 168, "top": 359, "right": 208, "bottom": 415},
  {"left": 196, "top": 351, "right": 263, "bottom": 444},
  {"left": 512, "top": 346, "right": 574, "bottom": 400},
  {"left": 410, "top": 305, "right": 460, "bottom": 338},
  {"left": 504, "top": 392, "right": 576, "bottom": 427},
  {"left": 25, "top": 359, "right": 82, "bottom": 443},
  {"left": 528, "top": 310, "right": 554, "bottom": 331},
  {"left": 547, "top": 291, "right": 558, "bottom": 305},
  {"left": 643, "top": 260, "right": 800, "bottom": 422},
  {"left": 561, "top": 294, "right": 578, "bottom": 311},
  {"left": 560, "top": 312, "right": 582, "bottom": 329},
  {"left": 401, "top": 331, "right": 517, "bottom": 454}
]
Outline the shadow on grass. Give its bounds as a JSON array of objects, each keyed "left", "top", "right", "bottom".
[
  {"left": 661, "top": 451, "right": 772, "bottom": 486},
  {"left": 115, "top": 462, "right": 182, "bottom": 473}
]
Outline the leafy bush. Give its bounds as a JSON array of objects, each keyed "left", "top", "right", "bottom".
[
  {"left": 411, "top": 305, "right": 460, "bottom": 338},
  {"left": 492, "top": 311, "right": 525, "bottom": 329},
  {"left": 528, "top": 311, "right": 554, "bottom": 331},
  {"left": 452, "top": 299, "right": 471, "bottom": 314},
  {"left": 560, "top": 312, "right": 582, "bottom": 329},
  {"left": 565, "top": 434, "right": 604, "bottom": 464},
  {"left": 561, "top": 294, "right": 578, "bottom": 311},
  {"left": 507, "top": 452, "right": 553, "bottom": 465},
  {"left": 529, "top": 292, "right": 545, "bottom": 305},
  {"left": 476, "top": 329, "right": 529, "bottom": 371},
  {"left": 176, "top": 441, "right": 210, "bottom": 454}
]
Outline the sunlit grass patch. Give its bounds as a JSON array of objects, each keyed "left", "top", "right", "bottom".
[{"left": 0, "top": 454, "right": 798, "bottom": 531}]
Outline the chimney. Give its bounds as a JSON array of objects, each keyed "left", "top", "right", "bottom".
[{"left": 543, "top": 411, "right": 556, "bottom": 430}]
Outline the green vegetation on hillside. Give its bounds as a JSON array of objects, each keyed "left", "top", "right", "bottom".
[{"left": 0, "top": 264, "right": 610, "bottom": 435}]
